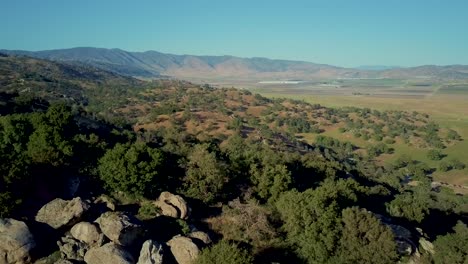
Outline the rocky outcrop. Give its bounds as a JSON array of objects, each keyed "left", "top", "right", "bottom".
[
  {"left": 0, "top": 218, "right": 36, "bottom": 264},
  {"left": 57, "top": 234, "right": 89, "bottom": 261},
  {"left": 70, "top": 222, "right": 104, "bottom": 246},
  {"left": 188, "top": 231, "right": 211, "bottom": 246},
  {"left": 167, "top": 236, "right": 199, "bottom": 264},
  {"left": 96, "top": 212, "right": 144, "bottom": 246},
  {"left": 35, "top": 197, "right": 89, "bottom": 229},
  {"left": 137, "top": 240, "right": 163, "bottom": 264},
  {"left": 419, "top": 237, "right": 435, "bottom": 255},
  {"left": 388, "top": 224, "right": 415, "bottom": 255},
  {"left": 154, "top": 192, "right": 189, "bottom": 219},
  {"left": 84, "top": 243, "right": 134, "bottom": 264}
]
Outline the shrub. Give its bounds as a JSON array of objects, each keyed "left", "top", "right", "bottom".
[
  {"left": 448, "top": 158, "right": 466, "bottom": 170},
  {"left": 427, "top": 149, "right": 444, "bottom": 161},
  {"left": 195, "top": 241, "right": 253, "bottom": 264},
  {"left": 98, "top": 143, "right": 164, "bottom": 196},
  {"left": 438, "top": 161, "right": 450, "bottom": 172}
]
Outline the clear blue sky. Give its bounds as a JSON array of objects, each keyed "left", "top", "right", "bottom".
[{"left": 1, "top": 0, "right": 467, "bottom": 67}]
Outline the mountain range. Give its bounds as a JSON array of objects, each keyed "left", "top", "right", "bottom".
[{"left": 2, "top": 47, "right": 468, "bottom": 80}]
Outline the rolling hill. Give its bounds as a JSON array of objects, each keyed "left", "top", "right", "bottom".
[{"left": 4, "top": 47, "right": 468, "bottom": 81}]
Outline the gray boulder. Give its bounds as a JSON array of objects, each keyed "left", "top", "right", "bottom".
[
  {"left": 0, "top": 218, "right": 36, "bottom": 264},
  {"left": 137, "top": 240, "right": 163, "bottom": 264},
  {"left": 35, "top": 197, "right": 89, "bottom": 229},
  {"left": 84, "top": 243, "right": 134, "bottom": 264},
  {"left": 96, "top": 212, "right": 144, "bottom": 246},
  {"left": 188, "top": 231, "right": 211, "bottom": 246},
  {"left": 154, "top": 192, "right": 189, "bottom": 219},
  {"left": 57, "top": 234, "right": 89, "bottom": 261},
  {"left": 167, "top": 236, "right": 199, "bottom": 264},
  {"left": 70, "top": 222, "right": 104, "bottom": 246}
]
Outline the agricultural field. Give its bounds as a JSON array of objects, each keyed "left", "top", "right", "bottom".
[{"left": 252, "top": 79, "right": 468, "bottom": 189}]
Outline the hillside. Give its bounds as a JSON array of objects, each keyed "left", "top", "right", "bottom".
[
  {"left": 0, "top": 55, "right": 467, "bottom": 264},
  {"left": 4, "top": 47, "right": 468, "bottom": 81}
]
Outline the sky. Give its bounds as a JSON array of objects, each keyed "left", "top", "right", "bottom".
[{"left": 1, "top": 0, "right": 467, "bottom": 67}]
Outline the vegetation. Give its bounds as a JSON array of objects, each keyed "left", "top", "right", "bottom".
[{"left": 0, "top": 55, "right": 467, "bottom": 263}]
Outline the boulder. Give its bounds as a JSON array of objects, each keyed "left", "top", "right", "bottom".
[
  {"left": 188, "top": 231, "right": 211, "bottom": 245},
  {"left": 388, "top": 224, "right": 415, "bottom": 255},
  {"left": 167, "top": 236, "right": 199, "bottom": 264},
  {"left": 0, "top": 218, "right": 35, "bottom": 264},
  {"left": 389, "top": 224, "right": 412, "bottom": 240},
  {"left": 96, "top": 212, "right": 144, "bottom": 246},
  {"left": 70, "top": 222, "right": 104, "bottom": 246},
  {"left": 137, "top": 240, "right": 163, "bottom": 264},
  {"left": 154, "top": 192, "right": 189, "bottom": 219},
  {"left": 419, "top": 237, "right": 435, "bottom": 255},
  {"left": 396, "top": 240, "right": 413, "bottom": 256},
  {"left": 94, "top": 195, "right": 116, "bottom": 211},
  {"left": 84, "top": 243, "right": 134, "bottom": 264},
  {"left": 154, "top": 202, "right": 178, "bottom": 218},
  {"left": 35, "top": 197, "right": 89, "bottom": 229},
  {"left": 57, "top": 234, "right": 89, "bottom": 261}
]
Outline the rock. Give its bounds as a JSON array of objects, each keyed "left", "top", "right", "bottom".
[
  {"left": 137, "top": 240, "right": 163, "bottom": 264},
  {"left": 35, "top": 197, "right": 90, "bottom": 229},
  {"left": 154, "top": 192, "right": 189, "bottom": 219},
  {"left": 387, "top": 224, "right": 416, "bottom": 255},
  {"left": 84, "top": 243, "right": 134, "bottom": 264},
  {"left": 154, "top": 201, "right": 178, "bottom": 218},
  {"left": 388, "top": 224, "right": 412, "bottom": 240},
  {"left": 396, "top": 239, "right": 413, "bottom": 256},
  {"left": 188, "top": 231, "right": 211, "bottom": 245},
  {"left": 96, "top": 212, "right": 144, "bottom": 246},
  {"left": 167, "top": 236, "right": 199, "bottom": 264},
  {"left": 419, "top": 237, "right": 435, "bottom": 255},
  {"left": 0, "top": 218, "right": 36, "bottom": 264},
  {"left": 94, "top": 195, "right": 116, "bottom": 211},
  {"left": 70, "top": 222, "right": 104, "bottom": 246},
  {"left": 57, "top": 234, "right": 89, "bottom": 261}
]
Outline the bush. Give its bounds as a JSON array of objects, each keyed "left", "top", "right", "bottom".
[
  {"left": 438, "top": 161, "right": 450, "bottom": 172},
  {"left": 138, "top": 201, "right": 161, "bottom": 220},
  {"left": 195, "top": 241, "right": 253, "bottom": 264},
  {"left": 427, "top": 149, "right": 444, "bottom": 161},
  {"left": 448, "top": 158, "right": 465, "bottom": 170},
  {"left": 98, "top": 143, "right": 164, "bottom": 196}
]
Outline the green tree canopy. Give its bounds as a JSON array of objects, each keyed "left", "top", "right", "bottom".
[
  {"left": 98, "top": 142, "right": 164, "bottom": 196},
  {"left": 432, "top": 221, "right": 468, "bottom": 264},
  {"left": 183, "top": 144, "right": 227, "bottom": 203},
  {"left": 335, "top": 207, "right": 398, "bottom": 264}
]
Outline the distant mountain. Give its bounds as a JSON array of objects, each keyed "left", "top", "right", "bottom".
[
  {"left": 2, "top": 47, "right": 468, "bottom": 80},
  {"left": 355, "top": 65, "right": 402, "bottom": 71}
]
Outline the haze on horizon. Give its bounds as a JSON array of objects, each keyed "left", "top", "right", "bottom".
[{"left": 1, "top": 0, "right": 468, "bottom": 68}]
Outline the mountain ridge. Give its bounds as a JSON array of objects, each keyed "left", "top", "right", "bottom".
[{"left": 2, "top": 47, "right": 468, "bottom": 80}]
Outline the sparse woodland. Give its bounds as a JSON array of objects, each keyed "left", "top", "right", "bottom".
[{"left": 0, "top": 55, "right": 467, "bottom": 264}]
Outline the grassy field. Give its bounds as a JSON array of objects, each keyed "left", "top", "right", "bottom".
[{"left": 252, "top": 79, "right": 468, "bottom": 187}]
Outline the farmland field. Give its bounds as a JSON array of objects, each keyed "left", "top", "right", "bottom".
[{"left": 249, "top": 78, "right": 468, "bottom": 189}]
